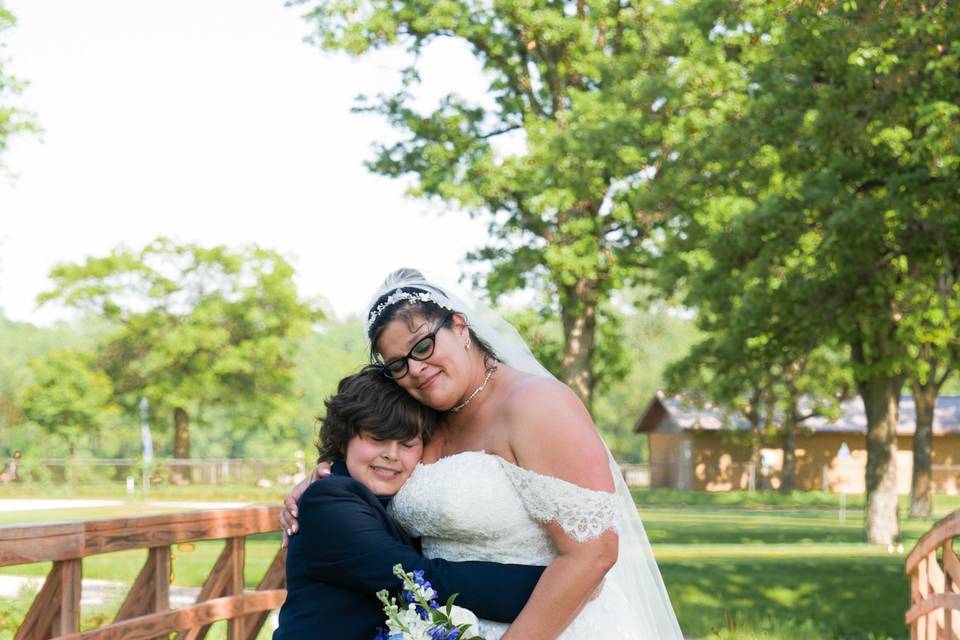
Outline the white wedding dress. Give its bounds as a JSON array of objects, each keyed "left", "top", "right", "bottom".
[{"left": 390, "top": 450, "right": 668, "bottom": 639}]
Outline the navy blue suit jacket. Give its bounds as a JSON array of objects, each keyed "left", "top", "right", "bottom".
[{"left": 274, "top": 470, "right": 544, "bottom": 640}]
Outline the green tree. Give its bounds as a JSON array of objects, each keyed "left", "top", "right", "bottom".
[
  {"left": 667, "top": 336, "right": 851, "bottom": 492},
  {"left": 0, "top": 313, "right": 110, "bottom": 452},
  {"left": 292, "top": 316, "right": 370, "bottom": 455},
  {"left": 509, "top": 298, "right": 699, "bottom": 462},
  {"left": 293, "top": 0, "right": 678, "bottom": 407},
  {"left": 658, "top": 0, "right": 960, "bottom": 542},
  {"left": 20, "top": 349, "right": 119, "bottom": 460},
  {"left": 38, "top": 239, "right": 323, "bottom": 467},
  {"left": 904, "top": 270, "right": 959, "bottom": 518},
  {"left": 0, "top": 4, "right": 36, "bottom": 172}
]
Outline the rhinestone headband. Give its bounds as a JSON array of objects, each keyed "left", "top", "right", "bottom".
[{"left": 366, "top": 289, "right": 454, "bottom": 330}]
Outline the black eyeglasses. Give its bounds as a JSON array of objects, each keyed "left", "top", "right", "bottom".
[{"left": 379, "top": 314, "right": 452, "bottom": 380}]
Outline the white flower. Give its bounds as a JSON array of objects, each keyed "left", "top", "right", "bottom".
[{"left": 448, "top": 605, "right": 480, "bottom": 635}]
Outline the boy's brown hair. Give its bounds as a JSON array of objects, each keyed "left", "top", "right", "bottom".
[{"left": 315, "top": 365, "right": 439, "bottom": 463}]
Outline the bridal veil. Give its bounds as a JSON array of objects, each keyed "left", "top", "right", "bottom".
[{"left": 366, "top": 268, "right": 683, "bottom": 639}]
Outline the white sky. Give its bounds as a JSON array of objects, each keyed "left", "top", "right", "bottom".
[{"left": 0, "top": 0, "right": 495, "bottom": 325}]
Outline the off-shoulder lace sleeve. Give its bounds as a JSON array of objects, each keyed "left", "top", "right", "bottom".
[{"left": 498, "top": 459, "right": 620, "bottom": 543}]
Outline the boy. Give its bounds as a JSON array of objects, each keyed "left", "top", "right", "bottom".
[{"left": 274, "top": 366, "right": 543, "bottom": 640}]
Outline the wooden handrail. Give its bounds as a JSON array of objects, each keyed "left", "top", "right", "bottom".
[
  {"left": 57, "top": 590, "right": 287, "bottom": 640},
  {"left": 907, "top": 594, "right": 960, "bottom": 625},
  {"left": 906, "top": 512, "right": 960, "bottom": 574},
  {"left": 2, "top": 506, "right": 287, "bottom": 640},
  {"left": 0, "top": 506, "right": 281, "bottom": 567},
  {"left": 906, "top": 510, "right": 960, "bottom": 639}
]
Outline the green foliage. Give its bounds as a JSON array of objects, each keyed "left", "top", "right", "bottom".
[
  {"left": 661, "top": 0, "right": 960, "bottom": 382},
  {"left": 0, "top": 300, "right": 696, "bottom": 463},
  {"left": 38, "top": 239, "right": 324, "bottom": 457},
  {"left": 0, "top": 3, "right": 36, "bottom": 173},
  {"left": 294, "top": 0, "right": 681, "bottom": 403},
  {"left": 592, "top": 307, "right": 701, "bottom": 462},
  {"left": 0, "top": 314, "right": 127, "bottom": 459},
  {"left": 19, "top": 349, "right": 119, "bottom": 456},
  {"left": 509, "top": 298, "right": 700, "bottom": 462},
  {"left": 290, "top": 316, "right": 369, "bottom": 455},
  {"left": 657, "top": 0, "right": 960, "bottom": 536},
  {"left": 505, "top": 301, "right": 633, "bottom": 395},
  {"left": 0, "top": 313, "right": 110, "bottom": 430}
]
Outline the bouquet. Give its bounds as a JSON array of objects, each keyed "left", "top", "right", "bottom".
[{"left": 374, "top": 564, "right": 484, "bottom": 640}]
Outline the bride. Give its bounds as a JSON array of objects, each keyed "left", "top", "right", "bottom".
[{"left": 284, "top": 268, "right": 682, "bottom": 639}]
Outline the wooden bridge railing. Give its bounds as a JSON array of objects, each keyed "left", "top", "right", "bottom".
[
  {"left": 906, "top": 511, "right": 960, "bottom": 639},
  {"left": 0, "top": 505, "right": 286, "bottom": 640}
]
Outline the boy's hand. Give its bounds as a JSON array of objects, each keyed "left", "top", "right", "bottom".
[{"left": 279, "top": 462, "right": 332, "bottom": 547}]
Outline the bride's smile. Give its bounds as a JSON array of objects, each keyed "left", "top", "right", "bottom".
[{"left": 376, "top": 312, "right": 482, "bottom": 412}]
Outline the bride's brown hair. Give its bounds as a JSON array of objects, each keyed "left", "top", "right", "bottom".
[{"left": 366, "top": 287, "right": 498, "bottom": 366}]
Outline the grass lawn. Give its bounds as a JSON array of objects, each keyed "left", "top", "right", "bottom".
[
  {"left": 1, "top": 487, "right": 947, "bottom": 639},
  {"left": 633, "top": 490, "right": 940, "bottom": 640}
]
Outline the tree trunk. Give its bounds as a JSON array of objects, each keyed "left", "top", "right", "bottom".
[
  {"left": 560, "top": 280, "right": 598, "bottom": 409},
  {"left": 171, "top": 407, "right": 190, "bottom": 484},
  {"left": 174, "top": 407, "right": 190, "bottom": 458},
  {"left": 909, "top": 377, "right": 940, "bottom": 519},
  {"left": 859, "top": 375, "right": 903, "bottom": 544},
  {"left": 67, "top": 444, "right": 76, "bottom": 493},
  {"left": 780, "top": 418, "right": 797, "bottom": 493}
]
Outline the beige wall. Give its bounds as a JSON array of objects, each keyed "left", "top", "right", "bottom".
[{"left": 649, "top": 430, "right": 960, "bottom": 493}]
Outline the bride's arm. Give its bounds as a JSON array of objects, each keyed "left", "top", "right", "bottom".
[
  {"left": 500, "top": 380, "right": 618, "bottom": 640},
  {"left": 279, "top": 462, "right": 331, "bottom": 546}
]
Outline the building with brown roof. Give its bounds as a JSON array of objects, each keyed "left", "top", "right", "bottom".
[{"left": 634, "top": 393, "right": 960, "bottom": 493}]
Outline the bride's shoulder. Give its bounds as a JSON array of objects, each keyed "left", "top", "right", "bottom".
[
  {"left": 497, "top": 370, "right": 611, "bottom": 490},
  {"left": 500, "top": 372, "right": 588, "bottom": 421}
]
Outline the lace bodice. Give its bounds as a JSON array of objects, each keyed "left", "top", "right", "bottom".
[
  {"left": 391, "top": 451, "right": 618, "bottom": 566},
  {"left": 390, "top": 451, "right": 644, "bottom": 639}
]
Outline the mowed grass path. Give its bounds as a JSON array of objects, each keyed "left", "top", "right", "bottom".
[{"left": 1, "top": 489, "right": 950, "bottom": 639}]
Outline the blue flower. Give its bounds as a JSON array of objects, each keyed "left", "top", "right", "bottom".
[
  {"left": 373, "top": 628, "right": 389, "bottom": 640},
  {"left": 426, "top": 627, "right": 461, "bottom": 640},
  {"left": 412, "top": 569, "right": 426, "bottom": 585},
  {"left": 402, "top": 589, "right": 416, "bottom": 605}
]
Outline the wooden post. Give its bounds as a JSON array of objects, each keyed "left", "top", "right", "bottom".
[
  {"left": 59, "top": 558, "right": 82, "bottom": 636},
  {"left": 177, "top": 536, "right": 247, "bottom": 640},
  {"left": 114, "top": 546, "right": 172, "bottom": 626},
  {"left": 16, "top": 558, "right": 82, "bottom": 640},
  {"left": 226, "top": 537, "right": 245, "bottom": 640},
  {"left": 241, "top": 546, "right": 286, "bottom": 640},
  {"left": 947, "top": 540, "right": 955, "bottom": 639}
]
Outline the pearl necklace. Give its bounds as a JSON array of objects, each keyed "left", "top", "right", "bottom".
[{"left": 449, "top": 365, "right": 497, "bottom": 414}]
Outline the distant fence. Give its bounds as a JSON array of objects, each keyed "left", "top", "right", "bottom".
[
  {"left": 4, "top": 458, "right": 652, "bottom": 489},
  {"left": 619, "top": 464, "right": 650, "bottom": 488},
  {"left": 6, "top": 458, "right": 306, "bottom": 490},
  {"left": 12, "top": 459, "right": 960, "bottom": 493}
]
